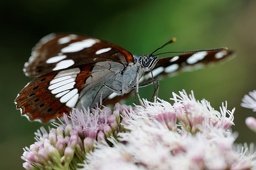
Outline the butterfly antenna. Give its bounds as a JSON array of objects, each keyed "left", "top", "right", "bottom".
[
  {"left": 153, "top": 47, "right": 229, "bottom": 56},
  {"left": 149, "top": 38, "right": 177, "bottom": 57},
  {"left": 148, "top": 38, "right": 176, "bottom": 98}
]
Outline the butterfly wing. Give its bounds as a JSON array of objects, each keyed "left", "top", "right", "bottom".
[
  {"left": 24, "top": 33, "right": 134, "bottom": 77},
  {"left": 16, "top": 34, "right": 135, "bottom": 122},
  {"left": 16, "top": 61, "right": 128, "bottom": 122},
  {"left": 15, "top": 71, "right": 71, "bottom": 122},
  {"left": 16, "top": 66, "right": 91, "bottom": 122},
  {"left": 139, "top": 49, "right": 234, "bottom": 86}
]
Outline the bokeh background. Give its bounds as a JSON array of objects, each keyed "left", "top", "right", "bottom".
[{"left": 1, "top": 0, "right": 256, "bottom": 169}]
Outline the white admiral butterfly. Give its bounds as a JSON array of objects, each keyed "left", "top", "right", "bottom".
[{"left": 15, "top": 33, "right": 234, "bottom": 122}]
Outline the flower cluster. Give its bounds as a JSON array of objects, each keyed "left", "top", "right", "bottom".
[
  {"left": 22, "top": 107, "right": 127, "bottom": 170},
  {"left": 22, "top": 91, "right": 256, "bottom": 170}
]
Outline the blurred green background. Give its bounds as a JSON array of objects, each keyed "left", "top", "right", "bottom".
[{"left": 1, "top": 0, "right": 256, "bottom": 169}]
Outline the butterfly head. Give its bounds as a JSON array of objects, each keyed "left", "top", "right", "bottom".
[
  {"left": 136, "top": 55, "right": 159, "bottom": 71},
  {"left": 134, "top": 38, "right": 177, "bottom": 72}
]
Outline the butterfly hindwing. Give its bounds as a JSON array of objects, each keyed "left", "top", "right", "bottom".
[
  {"left": 16, "top": 65, "right": 95, "bottom": 122},
  {"left": 15, "top": 71, "right": 70, "bottom": 122}
]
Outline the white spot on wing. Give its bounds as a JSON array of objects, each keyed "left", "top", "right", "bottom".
[
  {"left": 61, "top": 39, "right": 99, "bottom": 53},
  {"left": 49, "top": 67, "right": 80, "bottom": 104},
  {"left": 108, "top": 92, "right": 119, "bottom": 99},
  {"left": 170, "top": 56, "right": 179, "bottom": 62},
  {"left": 40, "top": 33, "right": 56, "bottom": 44},
  {"left": 141, "top": 67, "right": 164, "bottom": 81},
  {"left": 60, "top": 89, "right": 78, "bottom": 103},
  {"left": 54, "top": 68, "right": 80, "bottom": 78},
  {"left": 24, "top": 62, "right": 29, "bottom": 67},
  {"left": 165, "top": 64, "right": 179, "bottom": 73},
  {"left": 66, "top": 94, "right": 79, "bottom": 107},
  {"left": 55, "top": 90, "right": 70, "bottom": 98},
  {"left": 27, "top": 34, "right": 57, "bottom": 64},
  {"left": 187, "top": 51, "right": 207, "bottom": 64},
  {"left": 51, "top": 82, "right": 75, "bottom": 94},
  {"left": 139, "top": 76, "right": 145, "bottom": 84},
  {"left": 95, "top": 47, "right": 111, "bottom": 55},
  {"left": 58, "top": 34, "right": 78, "bottom": 44},
  {"left": 215, "top": 50, "right": 228, "bottom": 59},
  {"left": 48, "top": 77, "right": 76, "bottom": 90},
  {"left": 50, "top": 75, "right": 76, "bottom": 85},
  {"left": 53, "top": 60, "right": 75, "bottom": 71},
  {"left": 46, "top": 55, "right": 67, "bottom": 64},
  {"left": 152, "top": 67, "right": 164, "bottom": 77}
]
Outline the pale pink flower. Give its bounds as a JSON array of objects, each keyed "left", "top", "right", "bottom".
[
  {"left": 241, "top": 90, "right": 256, "bottom": 132},
  {"left": 245, "top": 117, "right": 256, "bottom": 132},
  {"left": 22, "top": 107, "right": 123, "bottom": 170},
  {"left": 242, "top": 90, "right": 256, "bottom": 112},
  {"left": 81, "top": 91, "right": 255, "bottom": 170},
  {"left": 22, "top": 91, "right": 256, "bottom": 170}
]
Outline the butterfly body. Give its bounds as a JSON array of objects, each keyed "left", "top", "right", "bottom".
[
  {"left": 75, "top": 60, "right": 147, "bottom": 109},
  {"left": 15, "top": 33, "right": 233, "bottom": 122}
]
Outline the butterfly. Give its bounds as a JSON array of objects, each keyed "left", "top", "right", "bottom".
[{"left": 15, "top": 33, "right": 234, "bottom": 122}]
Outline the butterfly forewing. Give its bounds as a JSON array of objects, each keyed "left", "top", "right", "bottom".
[
  {"left": 24, "top": 34, "right": 134, "bottom": 77},
  {"left": 138, "top": 49, "right": 234, "bottom": 86}
]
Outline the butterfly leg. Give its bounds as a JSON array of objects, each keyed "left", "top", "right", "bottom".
[
  {"left": 137, "top": 77, "right": 160, "bottom": 103},
  {"left": 152, "top": 79, "right": 159, "bottom": 102},
  {"left": 103, "top": 82, "right": 144, "bottom": 106},
  {"left": 103, "top": 84, "right": 123, "bottom": 96},
  {"left": 99, "top": 90, "right": 103, "bottom": 106},
  {"left": 135, "top": 74, "right": 145, "bottom": 107}
]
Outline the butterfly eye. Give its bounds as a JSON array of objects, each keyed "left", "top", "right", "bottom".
[{"left": 139, "top": 56, "right": 158, "bottom": 70}]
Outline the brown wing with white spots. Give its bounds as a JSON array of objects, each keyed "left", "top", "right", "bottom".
[
  {"left": 24, "top": 34, "right": 134, "bottom": 77},
  {"left": 15, "top": 66, "right": 94, "bottom": 122},
  {"left": 138, "top": 49, "right": 234, "bottom": 86}
]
